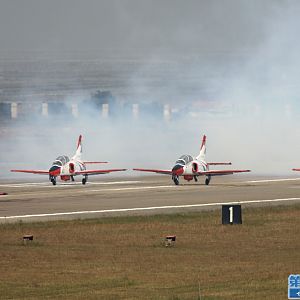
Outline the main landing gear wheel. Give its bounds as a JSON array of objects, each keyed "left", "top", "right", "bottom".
[
  {"left": 82, "top": 175, "right": 88, "bottom": 185},
  {"left": 172, "top": 175, "right": 180, "bottom": 186},
  {"left": 205, "top": 175, "right": 211, "bottom": 186},
  {"left": 71, "top": 175, "right": 75, "bottom": 182},
  {"left": 194, "top": 176, "right": 198, "bottom": 182}
]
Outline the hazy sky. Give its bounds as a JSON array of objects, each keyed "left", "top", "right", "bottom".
[
  {"left": 0, "top": 0, "right": 294, "bottom": 53},
  {"left": 2, "top": 1, "right": 300, "bottom": 176}
]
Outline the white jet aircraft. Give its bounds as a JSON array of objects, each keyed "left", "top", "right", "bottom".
[
  {"left": 133, "top": 135, "right": 250, "bottom": 185},
  {"left": 11, "top": 135, "right": 126, "bottom": 185}
]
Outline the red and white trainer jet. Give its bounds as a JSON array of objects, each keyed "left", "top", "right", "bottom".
[
  {"left": 11, "top": 135, "right": 126, "bottom": 185},
  {"left": 133, "top": 135, "right": 250, "bottom": 185}
]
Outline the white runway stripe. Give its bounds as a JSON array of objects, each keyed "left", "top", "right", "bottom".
[
  {"left": 244, "top": 178, "right": 300, "bottom": 183},
  {"left": 1, "top": 197, "right": 300, "bottom": 220},
  {"left": 88, "top": 185, "right": 175, "bottom": 192},
  {"left": 0, "top": 181, "right": 141, "bottom": 188}
]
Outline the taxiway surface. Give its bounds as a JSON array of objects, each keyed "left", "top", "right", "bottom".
[{"left": 1, "top": 175, "right": 300, "bottom": 222}]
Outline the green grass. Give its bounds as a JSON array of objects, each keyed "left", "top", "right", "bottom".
[{"left": 0, "top": 204, "right": 299, "bottom": 299}]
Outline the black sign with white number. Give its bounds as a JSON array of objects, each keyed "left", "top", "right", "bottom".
[{"left": 222, "top": 205, "right": 242, "bottom": 224}]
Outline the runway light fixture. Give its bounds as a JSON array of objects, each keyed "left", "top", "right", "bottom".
[
  {"left": 23, "top": 235, "right": 34, "bottom": 245},
  {"left": 164, "top": 235, "right": 176, "bottom": 247}
]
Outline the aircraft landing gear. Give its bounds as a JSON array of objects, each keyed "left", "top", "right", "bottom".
[
  {"left": 82, "top": 175, "right": 88, "bottom": 185},
  {"left": 172, "top": 175, "right": 180, "bottom": 185},
  {"left": 205, "top": 175, "right": 211, "bottom": 186},
  {"left": 71, "top": 175, "right": 75, "bottom": 182},
  {"left": 194, "top": 176, "right": 198, "bottom": 182},
  {"left": 50, "top": 176, "right": 56, "bottom": 186}
]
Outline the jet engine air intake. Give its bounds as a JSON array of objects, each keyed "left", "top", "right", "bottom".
[
  {"left": 69, "top": 163, "right": 75, "bottom": 174},
  {"left": 192, "top": 162, "right": 198, "bottom": 173}
]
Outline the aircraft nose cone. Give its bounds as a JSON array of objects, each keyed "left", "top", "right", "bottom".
[
  {"left": 49, "top": 166, "right": 60, "bottom": 176},
  {"left": 172, "top": 164, "right": 184, "bottom": 176}
]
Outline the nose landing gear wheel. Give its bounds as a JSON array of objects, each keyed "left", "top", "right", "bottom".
[
  {"left": 51, "top": 178, "right": 56, "bottom": 186},
  {"left": 172, "top": 175, "right": 180, "bottom": 185},
  {"left": 194, "top": 176, "right": 198, "bottom": 182}
]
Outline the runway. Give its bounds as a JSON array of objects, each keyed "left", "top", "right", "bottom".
[{"left": 1, "top": 175, "right": 300, "bottom": 222}]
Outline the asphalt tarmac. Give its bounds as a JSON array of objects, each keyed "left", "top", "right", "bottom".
[{"left": 1, "top": 174, "right": 300, "bottom": 222}]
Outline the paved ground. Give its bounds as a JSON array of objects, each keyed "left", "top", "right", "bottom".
[{"left": 1, "top": 174, "right": 300, "bottom": 222}]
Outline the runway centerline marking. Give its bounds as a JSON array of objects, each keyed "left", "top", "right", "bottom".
[{"left": 1, "top": 197, "right": 300, "bottom": 220}]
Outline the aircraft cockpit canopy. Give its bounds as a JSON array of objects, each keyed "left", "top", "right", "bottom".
[
  {"left": 175, "top": 155, "right": 193, "bottom": 166},
  {"left": 52, "top": 155, "right": 70, "bottom": 167}
]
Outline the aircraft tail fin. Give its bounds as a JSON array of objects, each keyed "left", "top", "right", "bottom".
[
  {"left": 74, "top": 135, "right": 82, "bottom": 159},
  {"left": 196, "top": 135, "right": 206, "bottom": 161}
]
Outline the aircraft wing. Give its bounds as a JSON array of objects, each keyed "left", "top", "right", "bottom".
[
  {"left": 75, "top": 168, "right": 127, "bottom": 176},
  {"left": 207, "top": 162, "right": 232, "bottom": 166},
  {"left": 133, "top": 168, "right": 173, "bottom": 175},
  {"left": 11, "top": 169, "right": 49, "bottom": 175},
  {"left": 83, "top": 161, "right": 108, "bottom": 164},
  {"left": 197, "top": 169, "right": 251, "bottom": 176}
]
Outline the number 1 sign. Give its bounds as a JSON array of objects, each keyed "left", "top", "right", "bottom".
[{"left": 222, "top": 205, "right": 242, "bottom": 225}]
